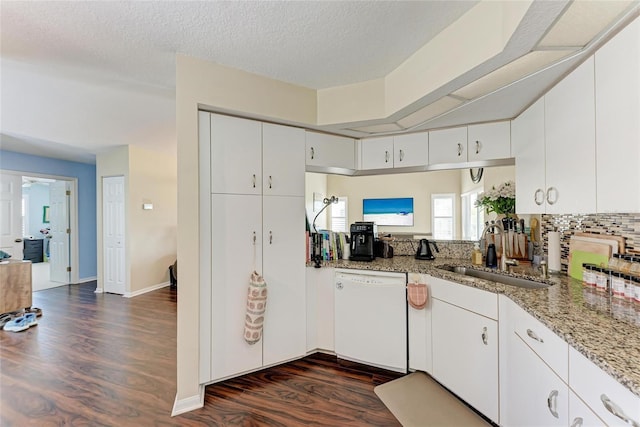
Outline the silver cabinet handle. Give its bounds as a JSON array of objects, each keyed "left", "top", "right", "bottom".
[
  {"left": 457, "top": 143, "right": 463, "bottom": 157},
  {"left": 385, "top": 150, "right": 390, "bottom": 163},
  {"left": 547, "top": 390, "right": 559, "bottom": 418},
  {"left": 601, "top": 394, "right": 640, "bottom": 427},
  {"left": 534, "top": 189, "right": 545, "bottom": 206},
  {"left": 546, "top": 187, "right": 558, "bottom": 205},
  {"left": 252, "top": 174, "right": 256, "bottom": 188},
  {"left": 269, "top": 231, "right": 273, "bottom": 245},
  {"left": 252, "top": 232, "right": 256, "bottom": 245},
  {"left": 570, "top": 417, "right": 584, "bottom": 427},
  {"left": 14, "top": 238, "right": 23, "bottom": 243},
  {"left": 399, "top": 149, "right": 404, "bottom": 162},
  {"left": 475, "top": 140, "right": 480, "bottom": 154},
  {"left": 268, "top": 175, "right": 272, "bottom": 189},
  {"left": 526, "top": 328, "right": 544, "bottom": 343},
  {"left": 481, "top": 327, "right": 488, "bottom": 345},
  {"left": 310, "top": 146, "right": 315, "bottom": 160},
  {"left": 336, "top": 282, "right": 343, "bottom": 290}
]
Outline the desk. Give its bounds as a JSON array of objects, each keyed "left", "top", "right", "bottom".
[{"left": 0, "top": 260, "right": 32, "bottom": 314}]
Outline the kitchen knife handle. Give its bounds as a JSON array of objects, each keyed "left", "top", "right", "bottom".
[{"left": 534, "top": 189, "right": 545, "bottom": 205}]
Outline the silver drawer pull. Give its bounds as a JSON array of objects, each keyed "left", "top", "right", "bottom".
[
  {"left": 336, "top": 282, "right": 343, "bottom": 290},
  {"left": 310, "top": 146, "right": 315, "bottom": 160},
  {"left": 526, "top": 328, "right": 544, "bottom": 343},
  {"left": 534, "top": 189, "right": 545, "bottom": 206},
  {"left": 601, "top": 394, "right": 640, "bottom": 427},
  {"left": 457, "top": 143, "right": 463, "bottom": 157},
  {"left": 570, "top": 417, "right": 583, "bottom": 427},
  {"left": 481, "top": 327, "right": 488, "bottom": 345},
  {"left": 547, "top": 390, "right": 559, "bottom": 418}
]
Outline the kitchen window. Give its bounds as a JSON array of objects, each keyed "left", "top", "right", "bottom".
[
  {"left": 330, "top": 197, "right": 348, "bottom": 233},
  {"left": 432, "top": 194, "right": 455, "bottom": 240}
]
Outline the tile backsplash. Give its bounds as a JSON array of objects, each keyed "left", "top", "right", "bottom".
[{"left": 541, "top": 213, "right": 640, "bottom": 271}]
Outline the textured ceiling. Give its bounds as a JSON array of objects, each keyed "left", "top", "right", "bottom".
[{"left": 0, "top": 1, "right": 477, "bottom": 90}]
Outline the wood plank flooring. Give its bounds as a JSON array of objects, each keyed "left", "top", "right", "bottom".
[{"left": 0, "top": 283, "right": 402, "bottom": 426}]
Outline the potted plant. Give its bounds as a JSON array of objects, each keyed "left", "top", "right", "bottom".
[{"left": 475, "top": 181, "right": 516, "bottom": 218}]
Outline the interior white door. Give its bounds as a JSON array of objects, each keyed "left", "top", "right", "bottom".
[
  {"left": 49, "top": 180, "right": 70, "bottom": 283},
  {"left": 103, "top": 176, "right": 126, "bottom": 295},
  {"left": 0, "top": 173, "right": 23, "bottom": 259}
]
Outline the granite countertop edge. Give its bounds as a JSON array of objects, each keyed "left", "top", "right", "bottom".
[{"left": 312, "top": 256, "right": 640, "bottom": 398}]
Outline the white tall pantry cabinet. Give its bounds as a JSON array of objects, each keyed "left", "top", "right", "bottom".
[{"left": 199, "top": 112, "right": 306, "bottom": 384}]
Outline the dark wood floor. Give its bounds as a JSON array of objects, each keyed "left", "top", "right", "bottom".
[{"left": 0, "top": 283, "right": 402, "bottom": 426}]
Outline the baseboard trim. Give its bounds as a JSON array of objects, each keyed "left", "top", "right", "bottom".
[
  {"left": 171, "top": 386, "right": 204, "bottom": 416},
  {"left": 94, "top": 287, "right": 104, "bottom": 294},
  {"left": 76, "top": 276, "right": 97, "bottom": 284},
  {"left": 123, "top": 281, "right": 170, "bottom": 298}
]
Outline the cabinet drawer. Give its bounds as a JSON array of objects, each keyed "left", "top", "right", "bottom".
[
  {"left": 428, "top": 275, "right": 497, "bottom": 319},
  {"left": 511, "top": 302, "right": 568, "bottom": 382},
  {"left": 569, "top": 347, "right": 640, "bottom": 427}
]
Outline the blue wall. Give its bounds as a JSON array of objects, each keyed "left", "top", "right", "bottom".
[{"left": 0, "top": 150, "right": 97, "bottom": 280}]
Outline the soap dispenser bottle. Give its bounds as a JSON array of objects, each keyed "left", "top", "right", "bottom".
[{"left": 472, "top": 243, "right": 483, "bottom": 266}]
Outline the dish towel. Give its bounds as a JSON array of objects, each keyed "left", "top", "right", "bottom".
[
  {"left": 244, "top": 271, "right": 267, "bottom": 345},
  {"left": 407, "top": 273, "right": 428, "bottom": 310}
]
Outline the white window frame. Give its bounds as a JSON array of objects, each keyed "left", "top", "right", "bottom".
[
  {"left": 461, "top": 190, "right": 484, "bottom": 241},
  {"left": 431, "top": 193, "right": 456, "bottom": 240},
  {"left": 330, "top": 196, "right": 348, "bottom": 233}
]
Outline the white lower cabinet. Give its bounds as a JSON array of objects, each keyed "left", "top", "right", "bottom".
[
  {"left": 305, "top": 266, "right": 335, "bottom": 353},
  {"left": 430, "top": 281, "right": 499, "bottom": 424},
  {"left": 408, "top": 298, "right": 432, "bottom": 374},
  {"left": 502, "top": 328, "right": 569, "bottom": 426},
  {"left": 569, "top": 390, "right": 605, "bottom": 427},
  {"left": 262, "top": 195, "right": 306, "bottom": 366},
  {"left": 210, "top": 194, "right": 264, "bottom": 380}
]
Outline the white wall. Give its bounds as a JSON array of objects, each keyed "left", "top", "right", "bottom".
[{"left": 305, "top": 172, "right": 328, "bottom": 231}]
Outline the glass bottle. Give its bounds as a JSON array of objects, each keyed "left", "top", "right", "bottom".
[
  {"left": 594, "top": 267, "right": 608, "bottom": 292},
  {"left": 611, "top": 272, "right": 626, "bottom": 299}
]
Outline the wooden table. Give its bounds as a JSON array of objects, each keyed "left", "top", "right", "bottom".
[{"left": 0, "top": 260, "right": 32, "bottom": 314}]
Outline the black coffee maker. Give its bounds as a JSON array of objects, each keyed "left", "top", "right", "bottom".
[
  {"left": 415, "top": 239, "right": 439, "bottom": 260},
  {"left": 349, "top": 222, "right": 376, "bottom": 261}
]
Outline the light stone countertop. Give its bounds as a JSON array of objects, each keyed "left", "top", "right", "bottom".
[{"left": 318, "top": 256, "right": 640, "bottom": 398}]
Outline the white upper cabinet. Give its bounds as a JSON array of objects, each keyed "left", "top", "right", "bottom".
[
  {"left": 394, "top": 132, "right": 429, "bottom": 168},
  {"left": 360, "top": 136, "right": 394, "bottom": 170},
  {"left": 262, "top": 123, "right": 305, "bottom": 197},
  {"left": 545, "top": 56, "right": 596, "bottom": 214},
  {"left": 467, "top": 122, "right": 511, "bottom": 161},
  {"left": 211, "top": 114, "right": 262, "bottom": 195},
  {"left": 513, "top": 98, "right": 546, "bottom": 214},
  {"left": 428, "top": 127, "right": 468, "bottom": 164},
  {"left": 305, "top": 131, "right": 356, "bottom": 170},
  {"left": 595, "top": 17, "right": 640, "bottom": 213}
]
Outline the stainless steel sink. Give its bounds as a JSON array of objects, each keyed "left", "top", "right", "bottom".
[{"left": 438, "top": 266, "right": 550, "bottom": 289}]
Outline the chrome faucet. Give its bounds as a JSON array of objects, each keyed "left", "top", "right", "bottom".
[{"left": 480, "top": 222, "right": 516, "bottom": 272}]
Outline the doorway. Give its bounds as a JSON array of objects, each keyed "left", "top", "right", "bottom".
[{"left": 0, "top": 171, "right": 79, "bottom": 292}]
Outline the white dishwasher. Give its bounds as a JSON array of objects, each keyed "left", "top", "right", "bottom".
[{"left": 334, "top": 269, "right": 407, "bottom": 373}]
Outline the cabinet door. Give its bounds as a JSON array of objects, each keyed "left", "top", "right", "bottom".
[
  {"left": 394, "top": 132, "right": 428, "bottom": 168},
  {"left": 262, "top": 123, "right": 305, "bottom": 197},
  {"left": 595, "top": 17, "right": 640, "bottom": 213},
  {"left": 211, "top": 114, "right": 262, "bottom": 195},
  {"left": 360, "top": 136, "right": 394, "bottom": 170},
  {"left": 305, "top": 132, "right": 356, "bottom": 170},
  {"left": 467, "top": 121, "right": 511, "bottom": 161},
  {"left": 428, "top": 127, "right": 468, "bottom": 164},
  {"left": 502, "top": 331, "right": 568, "bottom": 426},
  {"left": 569, "top": 390, "right": 606, "bottom": 427},
  {"left": 211, "top": 194, "right": 263, "bottom": 381},
  {"left": 545, "top": 57, "right": 596, "bottom": 214},
  {"left": 262, "top": 196, "right": 307, "bottom": 366},
  {"left": 512, "top": 97, "right": 546, "bottom": 214},
  {"left": 305, "top": 266, "right": 335, "bottom": 353},
  {"left": 431, "top": 298, "right": 499, "bottom": 423}
]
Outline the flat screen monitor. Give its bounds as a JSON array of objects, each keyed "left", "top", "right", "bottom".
[{"left": 362, "top": 197, "right": 414, "bottom": 226}]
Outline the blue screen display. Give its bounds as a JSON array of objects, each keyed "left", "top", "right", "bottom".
[{"left": 362, "top": 197, "right": 414, "bottom": 226}]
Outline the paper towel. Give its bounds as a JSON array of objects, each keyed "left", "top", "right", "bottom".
[{"left": 548, "top": 231, "right": 561, "bottom": 272}]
